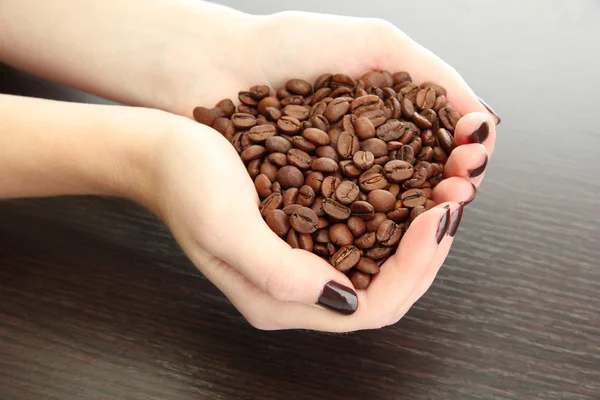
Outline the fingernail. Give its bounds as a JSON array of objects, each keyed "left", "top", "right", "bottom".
[
  {"left": 317, "top": 281, "right": 358, "bottom": 315},
  {"left": 436, "top": 205, "right": 451, "bottom": 244},
  {"left": 463, "top": 183, "right": 478, "bottom": 206},
  {"left": 447, "top": 203, "right": 464, "bottom": 237},
  {"left": 477, "top": 96, "right": 501, "bottom": 125},
  {"left": 469, "top": 155, "right": 488, "bottom": 178},
  {"left": 468, "top": 120, "right": 490, "bottom": 144}
]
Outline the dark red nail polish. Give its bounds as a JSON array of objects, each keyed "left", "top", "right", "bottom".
[
  {"left": 436, "top": 205, "right": 451, "bottom": 244},
  {"left": 463, "top": 183, "right": 478, "bottom": 206},
  {"left": 447, "top": 203, "right": 464, "bottom": 237},
  {"left": 317, "top": 281, "right": 358, "bottom": 315},
  {"left": 468, "top": 120, "right": 490, "bottom": 144},
  {"left": 477, "top": 97, "right": 501, "bottom": 125},
  {"left": 469, "top": 155, "right": 488, "bottom": 178}
]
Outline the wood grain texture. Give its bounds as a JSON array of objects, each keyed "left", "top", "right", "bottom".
[{"left": 1, "top": 0, "right": 599, "bottom": 399}]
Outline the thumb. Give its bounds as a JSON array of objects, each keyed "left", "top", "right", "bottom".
[{"left": 210, "top": 198, "right": 359, "bottom": 316}]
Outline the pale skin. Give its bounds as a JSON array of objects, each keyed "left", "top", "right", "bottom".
[{"left": 0, "top": 0, "right": 498, "bottom": 332}]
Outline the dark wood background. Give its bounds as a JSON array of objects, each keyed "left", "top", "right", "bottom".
[{"left": 1, "top": 0, "right": 599, "bottom": 399}]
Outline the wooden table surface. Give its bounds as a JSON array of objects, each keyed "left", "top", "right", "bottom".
[{"left": 1, "top": 1, "right": 599, "bottom": 399}]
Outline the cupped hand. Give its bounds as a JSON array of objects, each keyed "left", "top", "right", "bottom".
[{"left": 158, "top": 11, "right": 500, "bottom": 331}]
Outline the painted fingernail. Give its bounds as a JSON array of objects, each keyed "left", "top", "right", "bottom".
[
  {"left": 468, "top": 120, "right": 490, "bottom": 144},
  {"left": 436, "top": 205, "right": 451, "bottom": 244},
  {"left": 317, "top": 281, "right": 358, "bottom": 315},
  {"left": 469, "top": 155, "right": 488, "bottom": 178},
  {"left": 447, "top": 203, "right": 465, "bottom": 237},
  {"left": 477, "top": 96, "right": 501, "bottom": 125},
  {"left": 463, "top": 183, "right": 478, "bottom": 206}
]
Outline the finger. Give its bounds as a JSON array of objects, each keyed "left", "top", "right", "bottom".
[
  {"left": 443, "top": 143, "right": 488, "bottom": 185},
  {"left": 453, "top": 112, "right": 497, "bottom": 156},
  {"left": 360, "top": 203, "right": 454, "bottom": 325},
  {"left": 431, "top": 176, "right": 477, "bottom": 205}
]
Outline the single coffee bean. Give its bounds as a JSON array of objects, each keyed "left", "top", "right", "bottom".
[
  {"left": 299, "top": 233, "right": 314, "bottom": 252},
  {"left": 401, "top": 98, "right": 415, "bottom": 119},
  {"left": 335, "top": 180, "right": 360, "bottom": 205},
  {"left": 416, "top": 87, "right": 436, "bottom": 110},
  {"left": 400, "top": 83, "right": 419, "bottom": 103},
  {"left": 315, "top": 146, "right": 339, "bottom": 162},
  {"left": 360, "top": 138, "right": 388, "bottom": 158},
  {"left": 304, "top": 171, "right": 324, "bottom": 195},
  {"left": 399, "top": 129, "right": 415, "bottom": 146},
  {"left": 376, "top": 220, "right": 403, "bottom": 247},
  {"left": 365, "top": 245, "right": 393, "bottom": 260},
  {"left": 249, "top": 85, "right": 270, "bottom": 101},
  {"left": 310, "top": 115, "right": 330, "bottom": 132},
  {"left": 420, "top": 108, "right": 439, "bottom": 131},
  {"left": 274, "top": 116, "right": 299, "bottom": 134},
  {"left": 283, "top": 204, "right": 303, "bottom": 216},
  {"left": 420, "top": 81, "right": 447, "bottom": 97},
  {"left": 238, "top": 106, "right": 259, "bottom": 118},
  {"left": 297, "top": 185, "right": 316, "bottom": 207},
  {"left": 313, "top": 73, "right": 333, "bottom": 90},
  {"left": 265, "top": 209, "right": 290, "bottom": 237},
  {"left": 354, "top": 117, "right": 376, "bottom": 140},
  {"left": 359, "top": 109, "right": 387, "bottom": 128},
  {"left": 315, "top": 228, "right": 331, "bottom": 244},
  {"left": 354, "top": 232, "right": 376, "bottom": 249},
  {"left": 418, "top": 146, "right": 435, "bottom": 162},
  {"left": 336, "top": 131, "right": 359, "bottom": 159},
  {"left": 257, "top": 96, "right": 281, "bottom": 115},
  {"left": 286, "top": 229, "right": 301, "bottom": 249},
  {"left": 420, "top": 129, "right": 435, "bottom": 147},
  {"left": 425, "top": 199, "right": 437, "bottom": 210},
  {"left": 350, "top": 200, "right": 376, "bottom": 221},
  {"left": 265, "top": 136, "right": 292, "bottom": 154},
  {"left": 350, "top": 270, "right": 371, "bottom": 290},
  {"left": 330, "top": 73, "right": 356, "bottom": 89},
  {"left": 276, "top": 165, "right": 305, "bottom": 189},
  {"left": 313, "top": 244, "right": 329, "bottom": 257},
  {"left": 230, "top": 113, "right": 257, "bottom": 129},
  {"left": 312, "top": 157, "right": 339, "bottom": 173},
  {"left": 257, "top": 160, "right": 277, "bottom": 181},
  {"left": 383, "top": 160, "right": 414, "bottom": 182},
  {"left": 359, "top": 71, "right": 387, "bottom": 89},
  {"left": 324, "top": 97, "right": 351, "bottom": 122},
  {"left": 365, "top": 213, "right": 388, "bottom": 233},
  {"left": 339, "top": 160, "right": 362, "bottom": 178},
  {"left": 287, "top": 148, "right": 312, "bottom": 170},
  {"left": 215, "top": 98, "right": 236, "bottom": 117},
  {"left": 374, "top": 156, "right": 390, "bottom": 166},
  {"left": 376, "top": 119, "right": 405, "bottom": 142},
  {"left": 312, "top": 88, "right": 332, "bottom": 104},
  {"left": 255, "top": 174, "right": 272, "bottom": 199},
  {"left": 302, "top": 128, "right": 330, "bottom": 146},
  {"left": 347, "top": 216, "right": 367, "bottom": 237},
  {"left": 439, "top": 106, "right": 461, "bottom": 131},
  {"left": 392, "top": 71, "right": 412, "bottom": 85},
  {"left": 247, "top": 159, "right": 261, "bottom": 180},
  {"left": 328, "top": 126, "right": 343, "bottom": 147},
  {"left": 239, "top": 91, "right": 259, "bottom": 106},
  {"left": 412, "top": 112, "right": 433, "bottom": 129},
  {"left": 212, "top": 117, "right": 235, "bottom": 140},
  {"left": 436, "top": 128, "right": 457, "bottom": 154},
  {"left": 283, "top": 104, "right": 309, "bottom": 121},
  {"left": 268, "top": 181, "right": 280, "bottom": 194},
  {"left": 330, "top": 245, "right": 362, "bottom": 272},
  {"left": 359, "top": 172, "right": 389, "bottom": 192},
  {"left": 193, "top": 106, "right": 225, "bottom": 126},
  {"left": 356, "top": 257, "right": 380, "bottom": 274},
  {"left": 317, "top": 217, "right": 330, "bottom": 230},
  {"left": 285, "top": 78, "right": 312, "bottom": 96},
  {"left": 241, "top": 145, "right": 266, "bottom": 162},
  {"left": 291, "top": 136, "right": 317, "bottom": 153},
  {"left": 433, "top": 146, "right": 449, "bottom": 163},
  {"left": 350, "top": 95, "right": 381, "bottom": 115},
  {"left": 264, "top": 106, "right": 282, "bottom": 121},
  {"left": 321, "top": 176, "right": 342, "bottom": 198},
  {"left": 289, "top": 206, "right": 319, "bottom": 234},
  {"left": 322, "top": 198, "right": 352, "bottom": 220},
  {"left": 433, "top": 95, "right": 447, "bottom": 112},
  {"left": 248, "top": 124, "right": 276, "bottom": 142},
  {"left": 402, "top": 168, "right": 428, "bottom": 190},
  {"left": 260, "top": 192, "right": 283, "bottom": 217},
  {"left": 409, "top": 205, "right": 426, "bottom": 222},
  {"left": 395, "top": 145, "right": 414, "bottom": 164},
  {"left": 352, "top": 150, "right": 375, "bottom": 170},
  {"left": 385, "top": 96, "right": 402, "bottom": 120},
  {"left": 280, "top": 95, "right": 305, "bottom": 107},
  {"left": 330, "top": 224, "right": 354, "bottom": 246},
  {"left": 429, "top": 172, "right": 444, "bottom": 187},
  {"left": 367, "top": 189, "right": 397, "bottom": 213},
  {"left": 282, "top": 187, "right": 299, "bottom": 207},
  {"left": 311, "top": 197, "right": 325, "bottom": 217},
  {"left": 387, "top": 207, "right": 410, "bottom": 223},
  {"left": 342, "top": 114, "right": 357, "bottom": 135}
]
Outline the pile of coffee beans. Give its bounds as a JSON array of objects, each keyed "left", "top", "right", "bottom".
[{"left": 193, "top": 71, "right": 460, "bottom": 289}]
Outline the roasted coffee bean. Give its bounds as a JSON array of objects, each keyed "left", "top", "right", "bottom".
[
  {"left": 238, "top": 105, "right": 259, "bottom": 117},
  {"left": 265, "top": 209, "right": 290, "bottom": 237},
  {"left": 312, "top": 157, "right": 339, "bottom": 173},
  {"left": 398, "top": 129, "right": 415, "bottom": 146},
  {"left": 409, "top": 206, "right": 426, "bottom": 222},
  {"left": 311, "top": 197, "right": 325, "bottom": 217},
  {"left": 356, "top": 257, "right": 380, "bottom": 274},
  {"left": 231, "top": 113, "right": 257, "bottom": 129},
  {"left": 330, "top": 224, "right": 354, "bottom": 246},
  {"left": 395, "top": 145, "right": 414, "bottom": 164},
  {"left": 304, "top": 171, "right": 324, "bottom": 195},
  {"left": 255, "top": 174, "right": 272, "bottom": 199},
  {"left": 360, "top": 71, "right": 387, "bottom": 89},
  {"left": 269, "top": 180, "right": 281, "bottom": 193},
  {"left": 350, "top": 270, "right": 371, "bottom": 290},
  {"left": 401, "top": 98, "right": 415, "bottom": 119},
  {"left": 365, "top": 245, "right": 393, "bottom": 260},
  {"left": 385, "top": 96, "right": 402, "bottom": 120},
  {"left": 355, "top": 232, "right": 376, "bottom": 249},
  {"left": 302, "top": 128, "right": 330, "bottom": 146},
  {"left": 431, "top": 146, "right": 448, "bottom": 163},
  {"left": 280, "top": 96, "right": 305, "bottom": 107},
  {"left": 402, "top": 168, "right": 427, "bottom": 190},
  {"left": 410, "top": 136, "right": 423, "bottom": 155},
  {"left": 239, "top": 91, "right": 259, "bottom": 106},
  {"left": 276, "top": 165, "right": 305, "bottom": 189},
  {"left": 338, "top": 160, "right": 361, "bottom": 178},
  {"left": 359, "top": 172, "right": 389, "bottom": 192},
  {"left": 241, "top": 145, "right": 266, "bottom": 162},
  {"left": 433, "top": 95, "right": 447, "bottom": 112},
  {"left": 310, "top": 115, "right": 330, "bottom": 132},
  {"left": 215, "top": 98, "right": 236, "bottom": 117},
  {"left": 335, "top": 181, "right": 360, "bottom": 205},
  {"left": 367, "top": 189, "right": 397, "bottom": 213},
  {"left": 286, "top": 79, "right": 312, "bottom": 96},
  {"left": 258, "top": 96, "right": 281, "bottom": 115},
  {"left": 322, "top": 198, "right": 351, "bottom": 220},
  {"left": 290, "top": 207, "right": 319, "bottom": 234},
  {"left": 265, "top": 106, "right": 282, "bottom": 121},
  {"left": 337, "top": 131, "right": 360, "bottom": 159},
  {"left": 297, "top": 185, "right": 316, "bottom": 207},
  {"left": 365, "top": 213, "right": 388, "bottom": 233},
  {"left": 416, "top": 87, "right": 436, "bottom": 110},
  {"left": 436, "top": 128, "right": 457, "bottom": 154},
  {"left": 342, "top": 114, "right": 357, "bottom": 135},
  {"left": 359, "top": 109, "right": 387, "bottom": 128},
  {"left": 314, "top": 73, "right": 333, "bottom": 90},
  {"left": 429, "top": 172, "right": 444, "bottom": 187},
  {"left": 425, "top": 199, "right": 437, "bottom": 210},
  {"left": 193, "top": 106, "right": 225, "bottom": 126},
  {"left": 317, "top": 218, "right": 330, "bottom": 230},
  {"left": 299, "top": 233, "right": 314, "bottom": 252},
  {"left": 400, "top": 83, "right": 419, "bottom": 103},
  {"left": 315, "top": 228, "right": 331, "bottom": 244},
  {"left": 315, "top": 145, "right": 339, "bottom": 162},
  {"left": 277, "top": 116, "right": 302, "bottom": 134},
  {"left": 351, "top": 95, "right": 380, "bottom": 115},
  {"left": 247, "top": 159, "right": 261, "bottom": 180},
  {"left": 376, "top": 220, "right": 403, "bottom": 247},
  {"left": 361, "top": 138, "right": 388, "bottom": 158},
  {"left": 291, "top": 136, "right": 317, "bottom": 152},
  {"left": 387, "top": 207, "right": 410, "bottom": 223},
  {"left": 392, "top": 71, "right": 412, "bottom": 85},
  {"left": 418, "top": 146, "right": 435, "bottom": 162},
  {"left": 330, "top": 87, "right": 354, "bottom": 98},
  {"left": 283, "top": 104, "right": 309, "bottom": 121},
  {"left": 383, "top": 160, "right": 414, "bottom": 182},
  {"left": 439, "top": 106, "right": 461, "bottom": 131},
  {"left": 287, "top": 148, "right": 312, "bottom": 170},
  {"left": 312, "top": 88, "right": 332, "bottom": 104},
  {"left": 265, "top": 136, "right": 292, "bottom": 154},
  {"left": 321, "top": 176, "right": 342, "bottom": 198},
  {"left": 248, "top": 124, "right": 276, "bottom": 142},
  {"left": 282, "top": 188, "right": 299, "bottom": 207},
  {"left": 421, "top": 129, "right": 436, "bottom": 147},
  {"left": 354, "top": 117, "right": 376, "bottom": 140},
  {"left": 420, "top": 109, "right": 439, "bottom": 131},
  {"left": 363, "top": 164, "right": 383, "bottom": 176},
  {"left": 212, "top": 117, "right": 235, "bottom": 142},
  {"left": 331, "top": 73, "right": 356, "bottom": 89},
  {"left": 286, "top": 229, "right": 300, "bottom": 248},
  {"left": 313, "top": 243, "right": 329, "bottom": 257},
  {"left": 260, "top": 192, "right": 283, "bottom": 217},
  {"left": 352, "top": 150, "right": 375, "bottom": 170},
  {"left": 330, "top": 245, "right": 361, "bottom": 272},
  {"left": 328, "top": 127, "right": 343, "bottom": 147},
  {"left": 413, "top": 112, "right": 433, "bottom": 129},
  {"left": 401, "top": 188, "right": 427, "bottom": 208},
  {"left": 347, "top": 216, "right": 367, "bottom": 237},
  {"left": 324, "top": 97, "right": 351, "bottom": 122},
  {"left": 420, "top": 81, "right": 447, "bottom": 97},
  {"left": 376, "top": 120, "right": 405, "bottom": 142}
]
